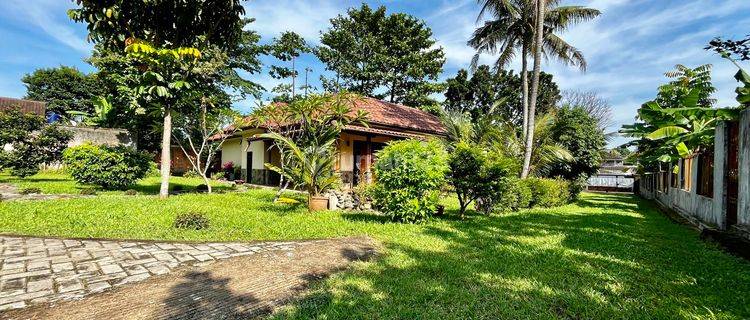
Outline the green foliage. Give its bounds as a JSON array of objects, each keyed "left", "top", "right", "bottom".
[
  {"left": 547, "top": 105, "right": 606, "bottom": 180},
  {"left": 448, "top": 142, "right": 518, "bottom": 216},
  {"left": 21, "top": 66, "right": 105, "bottom": 115},
  {"left": 317, "top": 3, "right": 445, "bottom": 108},
  {"left": 173, "top": 212, "right": 210, "bottom": 230},
  {"left": 525, "top": 178, "right": 570, "bottom": 208},
  {"left": 19, "top": 187, "right": 41, "bottom": 195},
  {"left": 469, "top": 0, "right": 600, "bottom": 72},
  {"left": 63, "top": 144, "right": 152, "bottom": 190},
  {"left": 568, "top": 176, "right": 588, "bottom": 201},
  {"left": 0, "top": 109, "right": 72, "bottom": 178},
  {"left": 492, "top": 177, "right": 532, "bottom": 212},
  {"left": 620, "top": 64, "right": 738, "bottom": 167},
  {"left": 372, "top": 139, "right": 448, "bottom": 223},
  {"left": 256, "top": 93, "right": 367, "bottom": 196},
  {"left": 444, "top": 66, "right": 561, "bottom": 126}
]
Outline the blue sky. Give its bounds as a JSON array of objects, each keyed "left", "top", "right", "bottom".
[{"left": 1, "top": 0, "right": 749, "bottom": 147}]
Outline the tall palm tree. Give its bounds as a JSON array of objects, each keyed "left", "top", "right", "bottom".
[{"left": 468, "top": 0, "right": 599, "bottom": 147}]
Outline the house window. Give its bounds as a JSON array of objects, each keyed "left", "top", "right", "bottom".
[{"left": 697, "top": 151, "right": 714, "bottom": 198}]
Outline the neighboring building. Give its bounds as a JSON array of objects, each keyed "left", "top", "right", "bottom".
[
  {"left": 587, "top": 156, "right": 637, "bottom": 192},
  {"left": 0, "top": 97, "right": 46, "bottom": 116},
  {"left": 218, "top": 97, "right": 447, "bottom": 187}
]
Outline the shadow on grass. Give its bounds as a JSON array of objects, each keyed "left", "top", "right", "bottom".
[{"left": 273, "top": 193, "right": 750, "bottom": 319}]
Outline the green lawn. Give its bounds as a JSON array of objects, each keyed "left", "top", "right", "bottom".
[
  {"left": 0, "top": 182, "right": 748, "bottom": 318},
  {"left": 0, "top": 171, "right": 231, "bottom": 195}
]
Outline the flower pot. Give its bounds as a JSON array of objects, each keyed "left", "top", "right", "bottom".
[{"left": 308, "top": 196, "right": 329, "bottom": 212}]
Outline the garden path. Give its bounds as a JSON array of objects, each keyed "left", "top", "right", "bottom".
[{"left": 0, "top": 235, "right": 377, "bottom": 318}]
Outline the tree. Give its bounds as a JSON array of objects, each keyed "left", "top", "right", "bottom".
[
  {"left": 70, "top": 1, "right": 263, "bottom": 198},
  {"left": 522, "top": 0, "right": 547, "bottom": 178},
  {"left": 707, "top": 35, "right": 750, "bottom": 61},
  {"left": 470, "top": 0, "right": 600, "bottom": 140},
  {"left": 443, "top": 66, "right": 560, "bottom": 125},
  {"left": 317, "top": 4, "right": 445, "bottom": 108},
  {"left": 21, "top": 66, "right": 105, "bottom": 115},
  {"left": 268, "top": 31, "right": 311, "bottom": 101},
  {"left": 620, "top": 64, "right": 737, "bottom": 167},
  {"left": 173, "top": 98, "right": 240, "bottom": 193},
  {"left": 547, "top": 105, "right": 606, "bottom": 180},
  {"left": 0, "top": 109, "right": 72, "bottom": 177},
  {"left": 560, "top": 90, "right": 613, "bottom": 130}
]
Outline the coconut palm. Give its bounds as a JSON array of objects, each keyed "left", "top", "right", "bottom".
[{"left": 469, "top": 0, "right": 599, "bottom": 139}]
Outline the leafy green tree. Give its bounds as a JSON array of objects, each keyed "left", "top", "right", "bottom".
[
  {"left": 443, "top": 66, "right": 560, "bottom": 125},
  {"left": 268, "top": 31, "right": 311, "bottom": 102},
  {"left": 0, "top": 109, "right": 72, "bottom": 177},
  {"left": 70, "top": 1, "right": 264, "bottom": 198},
  {"left": 317, "top": 4, "right": 445, "bottom": 108},
  {"left": 547, "top": 105, "right": 606, "bottom": 180},
  {"left": 21, "top": 66, "right": 105, "bottom": 115},
  {"left": 620, "top": 64, "right": 737, "bottom": 167}
]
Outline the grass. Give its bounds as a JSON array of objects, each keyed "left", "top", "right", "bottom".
[
  {"left": 0, "top": 183, "right": 748, "bottom": 318},
  {"left": 0, "top": 171, "right": 231, "bottom": 195}
]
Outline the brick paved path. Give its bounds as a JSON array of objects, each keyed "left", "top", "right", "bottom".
[{"left": 0, "top": 236, "right": 303, "bottom": 311}]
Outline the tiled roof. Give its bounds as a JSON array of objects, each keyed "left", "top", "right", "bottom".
[
  {"left": 350, "top": 97, "right": 446, "bottom": 135},
  {"left": 238, "top": 97, "right": 446, "bottom": 136},
  {"left": 0, "top": 97, "right": 46, "bottom": 116}
]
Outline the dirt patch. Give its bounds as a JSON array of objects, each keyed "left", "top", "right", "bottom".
[{"left": 2, "top": 237, "right": 378, "bottom": 320}]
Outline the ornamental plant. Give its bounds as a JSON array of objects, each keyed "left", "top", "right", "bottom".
[
  {"left": 63, "top": 144, "right": 152, "bottom": 190},
  {"left": 0, "top": 108, "right": 72, "bottom": 177},
  {"left": 372, "top": 139, "right": 448, "bottom": 223}
]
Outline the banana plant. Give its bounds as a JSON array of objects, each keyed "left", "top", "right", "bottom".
[{"left": 67, "top": 96, "right": 114, "bottom": 127}]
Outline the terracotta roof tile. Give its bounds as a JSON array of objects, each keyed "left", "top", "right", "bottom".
[{"left": 0, "top": 97, "right": 46, "bottom": 116}]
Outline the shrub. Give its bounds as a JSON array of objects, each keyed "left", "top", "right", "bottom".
[
  {"left": 526, "top": 178, "right": 570, "bottom": 208},
  {"left": 173, "top": 212, "right": 210, "bottom": 230},
  {"left": 212, "top": 171, "right": 225, "bottom": 180},
  {"left": 195, "top": 184, "right": 209, "bottom": 192},
  {"left": 371, "top": 139, "right": 448, "bottom": 223},
  {"left": 19, "top": 187, "right": 41, "bottom": 195},
  {"left": 451, "top": 145, "right": 520, "bottom": 216},
  {"left": 491, "top": 177, "right": 532, "bottom": 212},
  {"left": 124, "top": 189, "right": 138, "bottom": 196},
  {"left": 183, "top": 169, "right": 199, "bottom": 178},
  {"left": 63, "top": 144, "right": 151, "bottom": 190},
  {"left": 80, "top": 188, "right": 97, "bottom": 195}
]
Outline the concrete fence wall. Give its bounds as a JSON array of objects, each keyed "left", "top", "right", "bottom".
[
  {"left": 62, "top": 126, "right": 135, "bottom": 148},
  {"left": 638, "top": 109, "right": 750, "bottom": 235}
]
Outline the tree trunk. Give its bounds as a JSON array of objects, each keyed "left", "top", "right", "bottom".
[
  {"left": 521, "top": 42, "right": 529, "bottom": 140},
  {"left": 203, "top": 175, "right": 212, "bottom": 194},
  {"left": 159, "top": 108, "right": 172, "bottom": 198},
  {"left": 522, "top": 0, "right": 546, "bottom": 179}
]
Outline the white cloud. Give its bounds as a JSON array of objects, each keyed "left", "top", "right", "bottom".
[
  {"left": 244, "top": 0, "right": 345, "bottom": 43},
  {"left": 0, "top": 0, "right": 91, "bottom": 54}
]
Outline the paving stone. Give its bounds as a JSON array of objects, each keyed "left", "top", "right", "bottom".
[{"left": 0, "top": 235, "right": 295, "bottom": 312}]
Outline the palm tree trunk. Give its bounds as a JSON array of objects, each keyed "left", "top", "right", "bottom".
[
  {"left": 159, "top": 107, "right": 172, "bottom": 198},
  {"left": 521, "top": 42, "right": 529, "bottom": 140},
  {"left": 522, "top": 0, "right": 546, "bottom": 178}
]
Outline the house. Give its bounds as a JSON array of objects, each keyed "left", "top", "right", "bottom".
[{"left": 218, "top": 97, "right": 447, "bottom": 187}]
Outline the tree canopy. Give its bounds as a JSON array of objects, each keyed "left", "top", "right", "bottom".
[
  {"left": 22, "top": 66, "right": 105, "bottom": 115},
  {"left": 547, "top": 105, "right": 606, "bottom": 180},
  {"left": 317, "top": 4, "right": 445, "bottom": 109},
  {"left": 443, "top": 65, "right": 560, "bottom": 126}
]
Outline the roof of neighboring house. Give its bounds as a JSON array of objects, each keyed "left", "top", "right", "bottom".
[{"left": 0, "top": 97, "right": 46, "bottom": 116}]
